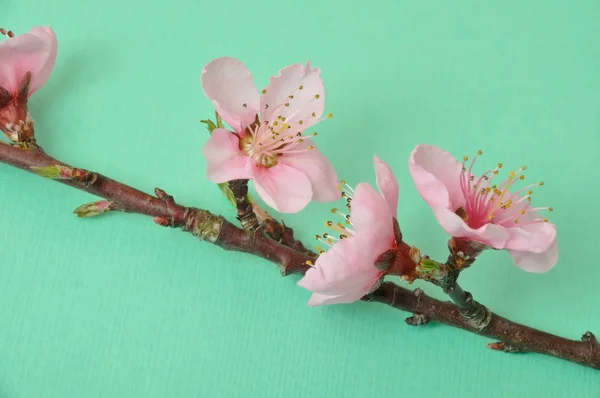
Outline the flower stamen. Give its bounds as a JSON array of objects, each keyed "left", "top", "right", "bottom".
[
  {"left": 0, "top": 28, "right": 14, "bottom": 38},
  {"left": 459, "top": 150, "right": 552, "bottom": 229}
]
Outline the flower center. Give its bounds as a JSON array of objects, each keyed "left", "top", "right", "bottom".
[
  {"left": 459, "top": 150, "right": 553, "bottom": 229},
  {"left": 240, "top": 113, "right": 331, "bottom": 168},
  {"left": 240, "top": 85, "right": 333, "bottom": 168},
  {"left": 240, "top": 134, "right": 279, "bottom": 168}
]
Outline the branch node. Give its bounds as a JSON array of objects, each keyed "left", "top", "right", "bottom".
[
  {"left": 153, "top": 216, "right": 172, "bottom": 227},
  {"left": 582, "top": 331, "right": 598, "bottom": 344},
  {"left": 154, "top": 187, "right": 175, "bottom": 206},
  {"left": 30, "top": 164, "right": 97, "bottom": 186},
  {"left": 460, "top": 301, "right": 492, "bottom": 331},
  {"left": 182, "top": 208, "right": 224, "bottom": 243},
  {"left": 487, "top": 341, "right": 524, "bottom": 353},
  {"left": 405, "top": 313, "right": 429, "bottom": 326},
  {"left": 74, "top": 200, "right": 123, "bottom": 218}
]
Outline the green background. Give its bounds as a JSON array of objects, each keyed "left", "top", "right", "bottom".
[{"left": 2, "top": 1, "right": 600, "bottom": 396}]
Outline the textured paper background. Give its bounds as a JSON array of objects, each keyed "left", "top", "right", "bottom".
[{"left": 2, "top": 1, "right": 600, "bottom": 396}]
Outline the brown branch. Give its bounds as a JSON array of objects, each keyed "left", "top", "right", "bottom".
[
  {"left": 1, "top": 141, "right": 599, "bottom": 370},
  {"left": 365, "top": 283, "right": 600, "bottom": 369}
]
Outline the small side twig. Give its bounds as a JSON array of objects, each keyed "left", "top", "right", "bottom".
[{"left": 228, "top": 179, "right": 260, "bottom": 232}]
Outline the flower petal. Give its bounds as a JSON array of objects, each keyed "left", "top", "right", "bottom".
[
  {"left": 350, "top": 182, "right": 395, "bottom": 256},
  {"left": 505, "top": 222, "right": 557, "bottom": 253},
  {"left": 252, "top": 163, "right": 312, "bottom": 213},
  {"left": 201, "top": 128, "right": 252, "bottom": 183},
  {"left": 297, "top": 237, "right": 381, "bottom": 298},
  {"left": 508, "top": 238, "right": 558, "bottom": 273},
  {"left": 373, "top": 155, "right": 399, "bottom": 218},
  {"left": 0, "top": 26, "right": 57, "bottom": 94},
  {"left": 201, "top": 57, "right": 260, "bottom": 133},
  {"left": 409, "top": 144, "right": 465, "bottom": 210},
  {"left": 278, "top": 141, "right": 338, "bottom": 202},
  {"left": 430, "top": 205, "right": 509, "bottom": 248},
  {"left": 306, "top": 289, "right": 368, "bottom": 306},
  {"left": 260, "top": 62, "right": 324, "bottom": 130}
]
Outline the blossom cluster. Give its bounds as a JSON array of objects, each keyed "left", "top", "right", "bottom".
[{"left": 1, "top": 27, "right": 557, "bottom": 307}]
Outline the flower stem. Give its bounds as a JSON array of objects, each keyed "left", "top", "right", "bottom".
[
  {"left": 227, "top": 179, "right": 260, "bottom": 232},
  {"left": 440, "top": 275, "right": 491, "bottom": 331}
]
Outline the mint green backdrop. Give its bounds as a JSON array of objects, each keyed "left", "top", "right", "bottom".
[{"left": 2, "top": 1, "right": 600, "bottom": 397}]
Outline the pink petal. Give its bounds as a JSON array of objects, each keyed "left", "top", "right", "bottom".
[
  {"left": 278, "top": 141, "right": 338, "bottom": 202},
  {"left": 373, "top": 155, "right": 399, "bottom": 218},
  {"left": 306, "top": 289, "right": 368, "bottom": 306},
  {"left": 508, "top": 238, "right": 558, "bottom": 273},
  {"left": 201, "top": 57, "right": 260, "bottom": 133},
  {"left": 430, "top": 205, "right": 509, "bottom": 249},
  {"left": 201, "top": 128, "right": 252, "bottom": 183},
  {"left": 0, "top": 26, "right": 57, "bottom": 94},
  {"left": 408, "top": 144, "right": 465, "bottom": 210},
  {"left": 298, "top": 237, "right": 381, "bottom": 296},
  {"left": 505, "top": 222, "right": 557, "bottom": 253},
  {"left": 252, "top": 163, "right": 312, "bottom": 213},
  {"left": 350, "top": 183, "right": 395, "bottom": 257},
  {"left": 260, "top": 62, "right": 324, "bottom": 130}
]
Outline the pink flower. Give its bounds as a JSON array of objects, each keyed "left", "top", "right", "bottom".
[
  {"left": 0, "top": 27, "right": 57, "bottom": 140},
  {"left": 409, "top": 144, "right": 558, "bottom": 273},
  {"left": 200, "top": 57, "right": 339, "bottom": 213},
  {"left": 297, "top": 156, "right": 399, "bottom": 306}
]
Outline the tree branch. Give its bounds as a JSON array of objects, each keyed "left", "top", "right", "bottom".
[
  {"left": 1, "top": 141, "right": 599, "bottom": 370},
  {"left": 365, "top": 284, "right": 600, "bottom": 369}
]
